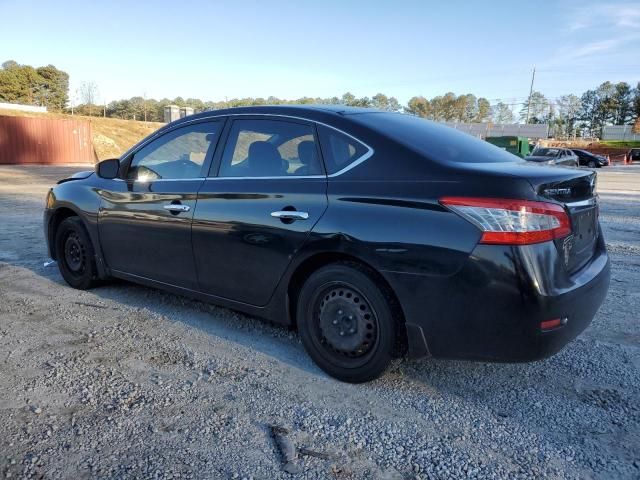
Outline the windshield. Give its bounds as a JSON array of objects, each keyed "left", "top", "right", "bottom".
[
  {"left": 531, "top": 148, "right": 560, "bottom": 157},
  {"left": 352, "top": 113, "right": 522, "bottom": 164}
]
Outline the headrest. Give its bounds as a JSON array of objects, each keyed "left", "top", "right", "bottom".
[
  {"left": 297, "top": 141, "right": 316, "bottom": 165},
  {"left": 248, "top": 141, "right": 283, "bottom": 175}
]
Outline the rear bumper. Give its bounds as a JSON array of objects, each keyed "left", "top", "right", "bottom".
[{"left": 384, "top": 229, "right": 610, "bottom": 361}]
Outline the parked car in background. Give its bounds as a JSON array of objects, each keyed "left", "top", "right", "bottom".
[
  {"left": 525, "top": 147, "right": 579, "bottom": 167},
  {"left": 571, "top": 149, "right": 609, "bottom": 168},
  {"left": 43, "top": 106, "right": 610, "bottom": 383},
  {"left": 628, "top": 148, "right": 640, "bottom": 163}
]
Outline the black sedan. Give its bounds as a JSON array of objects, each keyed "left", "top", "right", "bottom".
[
  {"left": 44, "top": 105, "right": 610, "bottom": 382},
  {"left": 572, "top": 149, "right": 609, "bottom": 168}
]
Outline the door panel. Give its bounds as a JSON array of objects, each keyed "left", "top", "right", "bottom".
[
  {"left": 98, "top": 179, "right": 203, "bottom": 289},
  {"left": 190, "top": 116, "right": 327, "bottom": 305},
  {"left": 192, "top": 178, "right": 327, "bottom": 305},
  {"left": 98, "top": 120, "right": 224, "bottom": 288}
]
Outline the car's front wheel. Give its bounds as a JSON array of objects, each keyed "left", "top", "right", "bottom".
[
  {"left": 587, "top": 160, "right": 597, "bottom": 168},
  {"left": 54, "top": 216, "right": 99, "bottom": 290},
  {"left": 297, "top": 263, "right": 398, "bottom": 383}
]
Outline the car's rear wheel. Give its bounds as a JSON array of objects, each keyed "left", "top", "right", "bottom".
[
  {"left": 54, "top": 217, "right": 98, "bottom": 290},
  {"left": 297, "top": 263, "right": 397, "bottom": 383}
]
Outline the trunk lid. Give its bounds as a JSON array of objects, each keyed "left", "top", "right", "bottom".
[
  {"left": 461, "top": 162, "right": 599, "bottom": 273},
  {"left": 532, "top": 168, "right": 598, "bottom": 273}
]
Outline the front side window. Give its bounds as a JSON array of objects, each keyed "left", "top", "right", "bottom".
[
  {"left": 317, "top": 124, "right": 370, "bottom": 175},
  {"left": 127, "top": 122, "right": 222, "bottom": 181},
  {"left": 218, "top": 119, "right": 323, "bottom": 177}
]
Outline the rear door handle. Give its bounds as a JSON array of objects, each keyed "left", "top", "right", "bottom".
[
  {"left": 164, "top": 204, "right": 191, "bottom": 213},
  {"left": 270, "top": 211, "right": 309, "bottom": 220}
]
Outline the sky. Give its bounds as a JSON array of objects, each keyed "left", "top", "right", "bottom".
[{"left": 1, "top": 0, "right": 638, "bottom": 108}]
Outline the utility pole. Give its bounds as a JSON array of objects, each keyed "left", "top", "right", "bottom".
[{"left": 525, "top": 66, "right": 536, "bottom": 124}]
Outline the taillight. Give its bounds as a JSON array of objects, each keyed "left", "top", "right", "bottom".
[{"left": 440, "top": 197, "right": 571, "bottom": 245}]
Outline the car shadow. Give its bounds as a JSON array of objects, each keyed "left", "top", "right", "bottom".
[
  {"left": 48, "top": 269, "right": 326, "bottom": 378},
  {"left": 10, "top": 254, "right": 543, "bottom": 393},
  {"left": 4, "top": 256, "right": 590, "bottom": 394}
]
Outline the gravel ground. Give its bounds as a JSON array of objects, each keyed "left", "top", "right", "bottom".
[{"left": 0, "top": 164, "right": 639, "bottom": 480}]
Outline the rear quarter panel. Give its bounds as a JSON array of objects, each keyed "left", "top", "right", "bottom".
[{"left": 314, "top": 179, "right": 481, "bottom": 277}]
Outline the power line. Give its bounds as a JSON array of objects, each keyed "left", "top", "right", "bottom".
[{"left": 526, "top": 66, "right": 536, "bottom": 124}]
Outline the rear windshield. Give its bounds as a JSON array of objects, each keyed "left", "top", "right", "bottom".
[
  {"left": 352, "top": 112, "right": 522, "bottom": 164},
  {"left": 531, "top": 148, "right": 560, "bottom": 156}
]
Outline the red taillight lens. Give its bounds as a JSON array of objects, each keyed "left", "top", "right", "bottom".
[
  {"left": 440, "top": 197, "right": 571, "bottom": 245},
  {"left": 540, "top": 318, "right": 562, "bottom": 330}
]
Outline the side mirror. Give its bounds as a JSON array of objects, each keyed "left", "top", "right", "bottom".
[{"left": 96, "top": 158, "right": 120, "bottom": 179}]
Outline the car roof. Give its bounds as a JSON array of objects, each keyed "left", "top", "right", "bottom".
[{"left": 170, "top": 104, "right": 384, "bottom": 126}]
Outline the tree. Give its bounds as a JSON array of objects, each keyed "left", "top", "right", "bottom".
[
  {"left": 78, "top": 81, "right": 98, "bottom": 116},
  {"left": 520, "top": 91, "right": 551, "bottom": 123},
  {"left": 371, "top": 93, "right": 401, "bottom": 111},
  {"left": 475, "top": 97, "right": 491, "bottom": 122},
  {"left": 441, "top": 92, "right": 459, "bottom": 121},
  {"left": 555, "top": 94, "right": 581, "bottom": 137},
  {"left": 579, "top": 89, "right": 599, "bottom": 137},
  {"left": 460, "top": 94, "right": 477, "bottom": 122},
  {"left": 1, "top": 60, "right": 19, "bottom": 70},
  {"left": 107, "top": 99, "right": 132, "bottom": 119},
  {"left": 610, "top": 82, "right": 634, "bottom": 125},
  {"left": 596, "top": 81, "right": 617, "bottom": 130},
  {"left": 578, "top": 82, "right": 620, "bottom": 136},
  {"left": 350, "top": 96, "right": 372, "bottom": 107},
  {"left": 633, "top": 82, "right": 640, "bottom": 122},
  {"left": 491, "top": 102, "right": 514, "bottom": 123},
  {"left": 341, "top": 92, "right": 356, "bottom": 106},
  {"left": 406, "top": 96, "right": 431, "bottom": 118},
  {"left": 0, "top": 63, "right": 41, "bottom": 104},
  {"left": 36, "top": 65, "right": 69, "bottom": 110},
  {"left": 0, "top": 61, "right": 70, "bottom": 109}
]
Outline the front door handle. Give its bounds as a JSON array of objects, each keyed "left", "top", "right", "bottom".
[
  {"left": 271, "top": 210, "right": 309, "bottom": 221},
  {"left": 164, "top": 204, "right": 191, "bottom": 213}
]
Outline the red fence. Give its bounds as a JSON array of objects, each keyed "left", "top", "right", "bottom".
[{"left": 0, "top": 115, "right": 96, "bottom": 164}]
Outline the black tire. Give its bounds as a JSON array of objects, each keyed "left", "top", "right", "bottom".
[
  {"left": 587, "top": 160, "right": 597, "bottom": 168},
  {"left": 54, "top": 217, "right": 99, "bottom": 290},
  {"left": 296, "top": 263, "right": 397, "bottom": 383}
]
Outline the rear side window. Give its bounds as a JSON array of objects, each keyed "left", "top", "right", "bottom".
[
  {"left": 317, "top": 125, "right": 369, "bottom": 174},
  {"left": 218, "top": 119, "right": 323, "bottom": 177},
  {"left": 353, "top": 113, "right": 522, "bottom": 164}
]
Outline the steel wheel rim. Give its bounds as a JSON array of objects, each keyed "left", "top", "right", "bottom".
[
  {"left": 64, "top": 232, "right": 85, "bottom": 274},
  {"left": 312, "top": 282, "right": 379, "bottom": 366}
]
